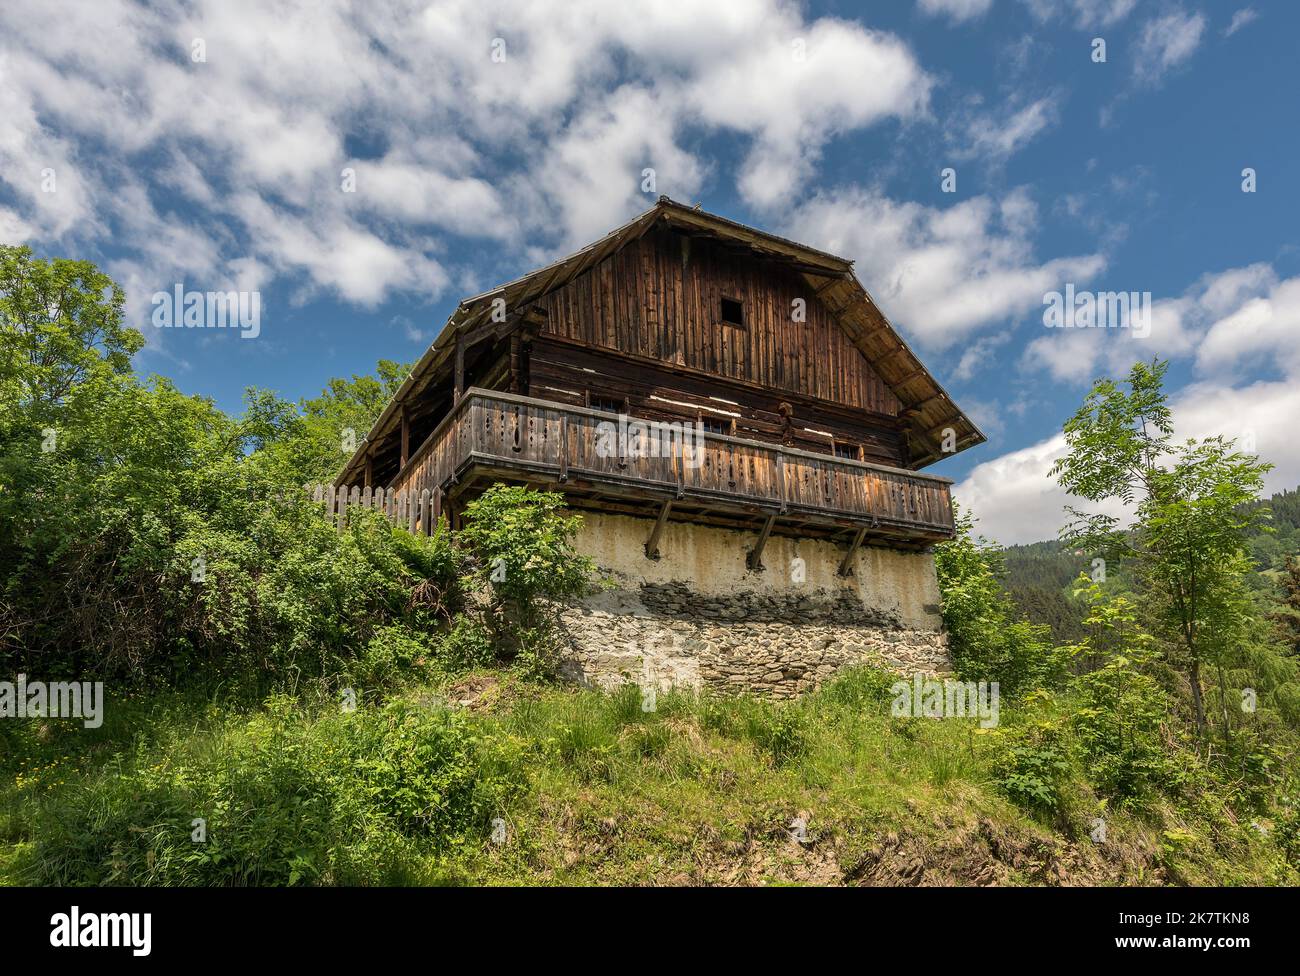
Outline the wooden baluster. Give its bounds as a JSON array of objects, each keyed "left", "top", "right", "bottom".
[{"left": 559, "top": 415, "right": 569, "bottom": 481}]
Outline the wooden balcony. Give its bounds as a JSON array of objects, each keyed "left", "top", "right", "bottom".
[{"left": 384, "top": 389, "right": 955, "bottom": 550}]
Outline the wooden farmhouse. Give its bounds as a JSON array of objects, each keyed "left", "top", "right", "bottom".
[{"left": 336, "top": 198, "right": 984, "bottom": 694}]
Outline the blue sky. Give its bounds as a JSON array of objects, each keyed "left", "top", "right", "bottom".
[{"left": 2, "top": 0, "right": 1297, "bottom": 543}]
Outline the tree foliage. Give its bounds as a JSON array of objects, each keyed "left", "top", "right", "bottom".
[
  {"left": 1051, "top": 359, "right": 1273, "bottom": 734},
  {"left": 934, "top": 506, "right": 1064, "bottom": 698}
]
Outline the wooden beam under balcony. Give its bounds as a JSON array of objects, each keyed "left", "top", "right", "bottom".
[
  {"left": 747, "top": 514, "right": 776, "bottom": 571},
  {"left": 838, "top": 527, "right": 867, "bottom": 576},
  {"left": 645, "top": 499, "right": 672, "bottom": 560}
]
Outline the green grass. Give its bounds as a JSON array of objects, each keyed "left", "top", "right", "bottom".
[{"left": 1, "top": 665, "right": 1295, "bottom": 886}]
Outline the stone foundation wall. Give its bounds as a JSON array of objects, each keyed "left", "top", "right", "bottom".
[{"left": 555, "top": 513, "right": 951, "bottom": 698}]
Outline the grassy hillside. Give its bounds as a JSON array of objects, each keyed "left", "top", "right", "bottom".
[{"left": 3, "top": 663, "right": 1294, "bottom": 887}]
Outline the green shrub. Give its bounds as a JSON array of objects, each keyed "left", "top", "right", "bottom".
[
  {"left": 18, "top": 696, "right": 525, "bottom": 886},
  {"left": 814, "top": 663, "right": 898, "bottom": 713},
  {"left": 435, "top": 616, "right": 496, "bottom": 670},
  {"left": 992, "top": 721, "right": 1071, "bottom": 813},
  {"left": 934, "top": 507, "right": 1067, "bottom": 698},
  {"left": 457, "top": 485, "right": 594, "bottom": 663},
  {"left": 1066, "top": 583, "right": 1181, "bottom": 807},
  {"left": 1070, "top": 661, "right": 1179, "bottom": 805},
  {"left": 353, "top": 624, "right": 438, "bottom": 692}
]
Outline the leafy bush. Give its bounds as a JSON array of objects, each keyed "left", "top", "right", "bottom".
[
  {"left": 457, "top": 485, "right": 595, "bottom": 671},
  {"left": 1070, "top": 661, "right": 1179, "bottom": 805},
  {"left": 934, "top": 507, "right": 1066, "bottom": 699},
  {"left": 434, "top": 616, "right": 497, "bottom": 671},
  {"left": 992, "top": 721, "right": 1071, "bottom": 813},
  {"left": 1067, "top": 582, "right": 1181, "bottom": 806},
  {"left": 0, "top": 245, "right": 463, "bottom": 688},
  {"left": 353, "top": 624, "right": 437, "bottom": 690},
  {"left": 19, "top": 696, "right": 524, "bottom": 886},
  {"left": 814, "top": 662, "right": 898, "bottom": 713}
]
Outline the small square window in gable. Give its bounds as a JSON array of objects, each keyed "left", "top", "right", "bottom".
[{"left": 720, "top": 297, "right": 745, "bottom": 327}]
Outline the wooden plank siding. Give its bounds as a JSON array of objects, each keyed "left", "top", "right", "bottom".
[
  {"left": 538, "top": 227, "right": 902, "bottom": 418},
  {"left": 527, "top": 338, "right": 909, "bottom": 466},
  {"left": 390, "top": 389, "right": 955, "bottom": 544},
  {"left": 334, "top": 199, "right": 985, "bottom": 491}
]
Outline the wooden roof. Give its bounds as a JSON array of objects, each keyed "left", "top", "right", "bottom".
[{"left": 338, "top": 197, "right": 985, "bottom": 484}]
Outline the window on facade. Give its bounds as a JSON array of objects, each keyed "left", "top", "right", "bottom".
[
  {"left": 720, "top": 297, "right": 745, "bottom": 326},
  {"left": 589, "top": 395, "right": 623, "bottom": 415},
  {"left": 834, "top": 442, "right": 860, "bottom": 461},
  {"left": 701, "top": 417, "right": 729, "bottom": 436}
]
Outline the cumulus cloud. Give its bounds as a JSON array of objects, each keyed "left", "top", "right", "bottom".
[
  {"left": 0, "top": 0, "right": 932, "bottom": 320},
  {"left": 1196, "top": 273, "right": 1300, "bottom": 377},
  {"left": 1133, "top": 8, "right": 1207, "bottom": 85},
  {"left": 954, "top": 434, "right": 1085, "bottom": 545},
  {"left": 1023, "top": 262, "right": 1281, "bottom": 385},
  {"left": 971, "top": 263, "right": 1300, "bottom": 543},
  {"left": 784, "top": 186, "right": 1105, "bottom": 350},
  {"left": 688, "top": 19, "right": 930, "bottom": 211}
]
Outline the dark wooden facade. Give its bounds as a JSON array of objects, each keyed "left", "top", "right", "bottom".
[
  {"left": 540, "top": 228, "right": 901, "bottom": 416},
  {"left": 337, "top": 200, "right": 983, "bottom": 552}
]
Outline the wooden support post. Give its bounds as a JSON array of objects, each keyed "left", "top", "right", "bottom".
[
  {"left": 775, "top": 452, "right": 788, "bottom": 514},
  {"left": 558, "top": 415, "right": 569, "bottom": 480},
  {"left": 509, "top": 334, "right": 521, "bottom": 394},
  {"left": 838, "top": 527, "right": 867, "bottom": 577},
  {"left": 747, "top": 514, "right": 776, "bottom": 572},
  {"left": 364, "top": 453, "right": 373, "bottom": 489},
  {"left": 453, "top": 336, "right": 465, "bottom": 404},
  {"left": 645, "top": 499, "right": 672, "bottom": 560},
  {"left": 400, "top": 405, "right": 409, "bottom": 469},
  {"left": 432, "top": 486, "right": 443, "bottom": 527}
]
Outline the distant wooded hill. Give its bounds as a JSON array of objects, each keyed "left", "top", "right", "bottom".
[{"left": 999, "top": 486, "right": 1300, "bottom": 645}]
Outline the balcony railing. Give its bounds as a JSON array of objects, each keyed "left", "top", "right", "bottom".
[{"left": 382, "top": 388, "right": 955, "bottom": 542}]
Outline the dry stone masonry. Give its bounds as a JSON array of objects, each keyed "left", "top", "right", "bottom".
[{"left": 556, "top": 512, "right": 952, "bottom": 698}]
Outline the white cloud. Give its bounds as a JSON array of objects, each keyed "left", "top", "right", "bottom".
[
  {"left": 0, "top": 206, "right": 34, "bottom": 243},
  {"left": 918, "top": 0, "right": 994, "bottom": 24},
  {"left": 1196, "top": 273, "right": 1300, "bottom": 379},
  {"left": 688, "top": 18, "right": 930, "bottom": 210},
  {"left": 952, "top": 333, "right": 1011, "bottom": 381},
  {"left": 952, "top": 93, "right": 1062, "bottom": 163},
  {"left": 973, "top": 264, "right": 1300, "bottom": 543},
  {"left": 0, "top": 0, "right": 932, "bottom": 318},
  {"left": 1224, "top": 7, "right": 1259, "bottom": 37},
  {"left": 1021, "top": 0, "right": 1136, "bottom": 28},
  {"left": 1023, "top": 262, "right": 1282, "bottom": 385},
  {"left": 535, "top": 85, "right": 707, "bottom": 248},
  {"left": 1171, "top": 377, "right": 1300, "bottom": 497},
  {"left": 954, "top": 433, "right": 1097, "bottom": 545},
  {"left": 1133, "top": 9, "right": 1207, "bottom": 85},
  {"left": 785, "top": 186, "right": 1105, "bottom": 350}
]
